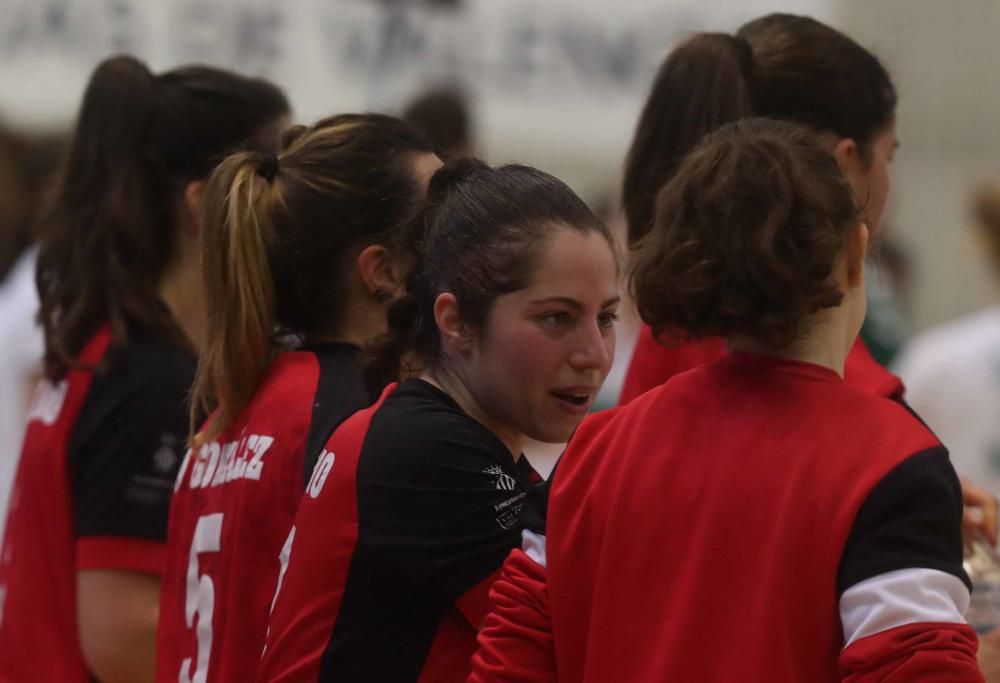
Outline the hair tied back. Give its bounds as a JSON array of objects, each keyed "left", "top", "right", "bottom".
[
  {"left": 257, "top": 154, "right": 278, "bottom": 183},
  {"left": 734, "top": 34, "right": 754, "bottom": 67}
]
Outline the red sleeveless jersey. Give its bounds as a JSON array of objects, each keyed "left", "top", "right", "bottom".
[
  {"left": 0, "top": 324, "right": 193, "bottom": 681},
  {"left": 156, "top": 345, "right": 367, "bottom": 683},
  {"left": 0, "top": 328, "right": 111, "bottom": 681}
]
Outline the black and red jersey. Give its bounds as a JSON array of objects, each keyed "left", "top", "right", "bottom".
[
  {"left": 258, "top": 378, "right": 541, "bottom": 682},
  {"left": 472, "top": 352, "right": 981, "bottom": 682},
  {"left": 619, "top": 326, "right": 905, "bottom": 404},
  {"left": 0, "top": 324, "right": 192, "bottom": 681},
  {"left": 156, "top": 344, "right": 368, "bottom": 683}
]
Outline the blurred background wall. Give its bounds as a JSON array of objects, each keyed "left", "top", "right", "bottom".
[
  {"left": 839, "top": 0, "right": 1000, "bottom": 329},
  {"left": 1, "top": 0, "right": 993, "bottom": 334}
]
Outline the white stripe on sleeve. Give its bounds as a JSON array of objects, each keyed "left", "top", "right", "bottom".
[
  {"left": 839, "top": 567, "right": 970, "bottom": 646},
  {"left": 521, "top": 529, "right": 547, "bottom": 569}
]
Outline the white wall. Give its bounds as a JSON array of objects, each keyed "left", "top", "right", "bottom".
[
  {"left": 0, "top": 0, "right": 831, "bottom": 199},
  {"left": 839, "top": 0, "right": 1000, "bottom": 329}
]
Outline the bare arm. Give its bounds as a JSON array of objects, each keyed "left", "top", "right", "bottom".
[{"left": 77, "top": 569, "right": 160, "bottom": 683}]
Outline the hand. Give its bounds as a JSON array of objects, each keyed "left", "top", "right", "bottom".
[
  {"left": 962, "top": 477, "right": 999, "bottom": 547},
  {"left": 979, "top": 625, "right": 1000, "bottom": 681}
]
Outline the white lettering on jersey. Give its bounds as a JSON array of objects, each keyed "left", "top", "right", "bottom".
[
  {"left": 306, "top": 450, "right": 336, "bottom": 499},
  {"left": 245, "top": 435, "right": 273, "bottom": 481},
  {"left": 185, "top": 435, "right": 275, "bottom": 490},
  {"left": 175, "top": 448, "right": 194, "bottom": 492},
  {"left": 25, "top": 379, "right": 67, "bottom": 426}
]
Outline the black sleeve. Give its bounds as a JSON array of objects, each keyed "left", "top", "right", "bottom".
[
  {"left": 71, "top": 344, "right": 192, "bottom": 542},
  {"left": 356, "top": 409, "right": 531, "bottom": 606},
  {"left": 837, "top": 447, "right": 970, "bottom": 595}
]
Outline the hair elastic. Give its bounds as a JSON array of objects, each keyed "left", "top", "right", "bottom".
[{"left": 257, "top": 154, "right": 279, "bottom": 182}]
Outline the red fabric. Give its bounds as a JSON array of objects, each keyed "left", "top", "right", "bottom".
[
  {"left": 542, "top": 353, "right": 956, "bottom": 682},
  {"left": 0, "top": 326, "right": 111, "bottom": 682},
  {"left": 839, "top": 622, "right": 982, "bottom": 682},
  {"left": 844, "top": 335, "right": 906, "bottom": 400},
  {"left": 456, "top": 569, "right": 503, "bottom": 631},
  {"left": 418, "top": 610, "right": 481, "bottom": 683},
  {"left": 470, "top": 549, "right": 555, "bottom": 683},
  {"left": 77, "top": 537, "right": 167, "bottom": 574},
  {"left": 156, "top": 352, "right": 323, "bottom": 683},
  {"left": 256, "top": 385, "right": 392, "bottom": 682},
  {"left": 619, "top": 326, "right": 904, "bottom": 404}
]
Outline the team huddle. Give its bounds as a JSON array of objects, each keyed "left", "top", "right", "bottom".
[{"left": 0, "top": 12, "right": 992, "bottom": 683}]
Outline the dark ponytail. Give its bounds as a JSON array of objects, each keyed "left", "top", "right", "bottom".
[
  {"left": 623, "top": 14, "right": 896, "bottom": 246},
  {"left": 36, "top": 55, "right": 288, "bottom": 379},
  {"left": 365, "top": 159, "right": 614, "bottom": 395},
  {"left": 36, "top": 56, "right": 158, "bottom": 375},
  {"left": 622, "top": 33, "right": 753, "bottom": 245}
]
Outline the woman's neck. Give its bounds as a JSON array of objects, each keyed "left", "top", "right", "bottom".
[
  {"left": 728, "top": 309, "right": 853, "bottom": 377},
  {"left": 158, "top": 251, "right": 207, "bottom": 354},
  {"left": 308, "top": 292, "right": 388, "bottom": 348},
  {"left": 422, "top": 368, "right": 525, "bottom": 460}
]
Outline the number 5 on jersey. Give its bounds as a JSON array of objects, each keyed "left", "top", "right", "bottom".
[{"left": 181, "top": 513, "right": 223, "bottom": 683}]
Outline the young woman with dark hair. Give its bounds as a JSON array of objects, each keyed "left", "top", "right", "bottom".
[
  {"left": 257, "top": 159, "right": 620, "bottom": 682},
  {"left": 620, "top": 13, "right": 899, "bottom": 400},
  {"left": 616, "top": 12, "right": 998, "bottom": 543},
  {"left": 471, "top": 119, "right": 982, "bottom": 682},
  {"left": 0, "top": 55, "right": 288, "bottom": 682},
  {"left": 156, "top": 113, "right": 439, "bottom": 683}
]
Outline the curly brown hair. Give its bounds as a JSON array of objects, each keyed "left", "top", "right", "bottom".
[{"left": 630, "top": 118, "right": 860, "bottom": 349}]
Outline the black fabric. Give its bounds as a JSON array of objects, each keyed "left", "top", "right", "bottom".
[
  {"left": 319, "top": 378, "right": 536, "bottom": 681},
  {"left": 520, "top": 458, "right": 557, "bottom": 536},
  {"left": 70, "top": 328, "right": 195, "bottom": 542},
  {"left": 301, "top": 343, "right": 369, "bottom": 489},
  {"left": 837, "top": 446, "right": 970, "bottom": 595}
]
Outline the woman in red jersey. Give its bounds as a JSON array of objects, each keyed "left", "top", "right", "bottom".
[
  {"left": 257, "top": 160, "right": 620, "bottom": 682},
  {"left": 614, "top": 12, "right": 998, "bottom": 541},
  {"left": 471, "top": 119, "right": 982, "bottom": 682},
  {"left": 0, "top": 56, "right": 287, "bottom": 682},
  {"left": 155, "top": 113, "right": 441, "bottom": 683}
]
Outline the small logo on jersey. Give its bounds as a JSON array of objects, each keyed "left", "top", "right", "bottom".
[
  {"left": 152, "top": 435, "right": 180, "bottom": 474},
  {"left": 485, "top": 464, "right": 517, "bottom": 491},
  {"left": 494, "top": 491, "right": 527, "bottom": 530},
  {"left": 26, "top": 380, "right": 67, "bottom": 426}
]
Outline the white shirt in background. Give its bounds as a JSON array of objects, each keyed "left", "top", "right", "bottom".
[
  {"left": 894, "top": 306, "right": 1000, "bottom": 495},
  {"left": 0, "top": 248, "right": 42, "bottom": 537}
]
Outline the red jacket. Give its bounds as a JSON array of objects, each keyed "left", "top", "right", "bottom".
[
  {"left": 471, "top": 353, "right": 981, "bottom": 682},
  {"left": 619, "top": 327, "right": 904, "bottom": 404}
]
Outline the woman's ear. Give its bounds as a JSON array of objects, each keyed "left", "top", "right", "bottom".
[
  {"left": 832, "top": 137, "right": 867, "bottom": 200},
  {"left": 845, "top": 221, "right": 870, "bottom": 289},
  {"left": 356, "top": 245, "right": 403, "bottom": 301},
  {"left": 182, "top": 180, "right": 207, "bottom": 235},
  {"left": 433, "top": 292, "right": 474, "bottom": 355}
]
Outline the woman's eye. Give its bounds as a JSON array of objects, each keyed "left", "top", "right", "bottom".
[
  {"left": 598, "top": 311, "right": 619, "bottom": 329},
  {"left": 541, "top": 312, "right": 572, "bottom": 328}
]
